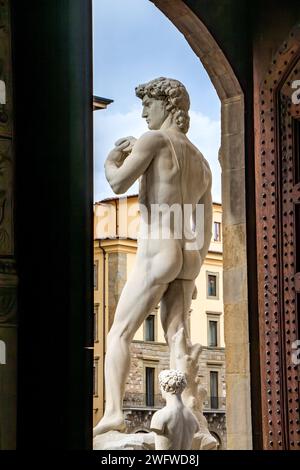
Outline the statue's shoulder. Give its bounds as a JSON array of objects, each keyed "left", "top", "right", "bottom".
[
  {"left": 151, "top": 406, "right": 176, "bottom": 431},
  {"left": 150, "top": 408, "right": 168, "bottom": 433},
  {"left": 138, "top": 130, "right": 168, "bottom": 147}
]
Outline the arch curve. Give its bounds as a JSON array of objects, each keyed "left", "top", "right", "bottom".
[{"left": 150, "top": 0, "right": 242, "bottom": 100}]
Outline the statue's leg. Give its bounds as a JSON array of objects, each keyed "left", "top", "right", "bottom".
[
  {"left": 161, "top": 280, "right": 217, "bottom": 450},
  {"left": 93, "top": 265, "right": 168, "bottom": 436},
  {"left": 160, "top": 279, "right": 195, "bottom": 369}
]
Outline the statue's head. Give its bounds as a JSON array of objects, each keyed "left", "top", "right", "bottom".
[
  {"left": 159, "top": 369, "right": 187, "bottom": 397},
  {"left": 135, "top": 77, "right": 190, "bottom": 133}
]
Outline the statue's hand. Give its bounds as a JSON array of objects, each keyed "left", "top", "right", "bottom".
[
  {"left": 107, "top": 137, "right": 137, "bottom": 167},
  {"left": 114, "top": 136, "right": 137, "bottom": 155},
  {"left": 106, "top": 136, "right": 135, "bottom": 167}
]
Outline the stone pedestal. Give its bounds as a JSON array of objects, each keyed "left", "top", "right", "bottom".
[{"left": 93, "top": 431, "right": 155, "bottom": 450}]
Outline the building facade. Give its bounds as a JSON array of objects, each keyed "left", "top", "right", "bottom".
[{"left": 93, "top": 195, "right": 226, "bottom": 448}]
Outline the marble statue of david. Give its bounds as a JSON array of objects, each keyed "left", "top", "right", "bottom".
[{"left": 93, "top": 77, "right": 212, "bottom": 437}]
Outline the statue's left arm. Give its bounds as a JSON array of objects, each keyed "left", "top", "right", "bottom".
[
  {"left": 198, "top": 170, "right": 213, "bottom": 263},
  {"left": 105, "top": 132, "right": 158, "bottom": 194}
]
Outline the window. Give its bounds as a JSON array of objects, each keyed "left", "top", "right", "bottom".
[
  {"left": 94, "top": 261, "right": 98, "bottom": 290},
  {"left": 94, "top": 304, "right": 99, "bottom": 342},
  {"left": 209, "top": 320, "right": 218, "bottom": 347},
  {"left": 145, "top": 314, "right": 155, "bottom": 341},
  {"left": 207, "top": 272, "right": 218, "bottom": 298},
  {"left": 93, "top": 358, "right": 99, "bottom": 396},
  {"left": 146, "top": 367, "right": 155, "bottom": 406},
  {"left": 213, "top": 222, "right": 221, "bottom": 242},
  {"left": 210, "top": 371, "right": 219, "bottom": 409},
  {"left": 207, "top": 312, "right": 221, "bottom": 347}
]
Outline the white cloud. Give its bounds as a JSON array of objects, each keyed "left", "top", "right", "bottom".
[{"left": 94, "top": 108, "right": 221, "bottom": 203}]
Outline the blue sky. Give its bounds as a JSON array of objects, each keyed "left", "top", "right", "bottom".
[{"left": 93, "top": 0, "right": 221, "bottom": 202}]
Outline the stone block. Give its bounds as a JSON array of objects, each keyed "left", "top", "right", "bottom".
[
  {"left": 185, "top": 36, "right": 214, "bottom": 62},
  {"left": 222, "top": 168, "right": 246, "bottom": 226},
  {"left": 223, "top": 266, "right": 248, "bottom": 304},
  {"left": 220, "top": 72, "right": 241, "bottom": 99},
  {"left": 224, "top": 302, "right": 249, "bottom": 345},
  {"left": 225, "top": 342, "right": 250, "bottom": 374},
  {"left": 225, "top": 373, "right": 252, "bottom": 444},
  {"left": 206, "top": 73, "right": 227, "bottom": 101},
  {"left": 203, "top": 49, "right": 229, "bottom": 77},
  {"left": 223, "top": 224, "right": 247, "bottom": 270},
  {"left": 227, "top": 432, "right": 252, "bottom": 450},
  {"left": 221, "top": 97, "right": 244, "bottom": 135},
  {"left": 220, "top": 131, "right": 245, "bottom": 171}
]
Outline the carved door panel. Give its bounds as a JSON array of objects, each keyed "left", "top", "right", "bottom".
[
  {"left": 0, "top": 0, "right": 12, "bottom": 137},
  {"left": 0, "top": 138, "right": 13, "bottom": 256},
  {"left": 0, "top": 0, "right": 16, "bottom": 449},
  {"left": 256, "top": 29, "right": 300, "bottom": 450},
  {"left": 0, "top": 0, "right": 14, "bottom": 257}
]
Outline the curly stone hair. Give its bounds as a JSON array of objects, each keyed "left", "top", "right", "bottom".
[
  {"left": 135, "top": 77, "right": 190, "bottom": 134},
  {"left": 158, "top": 369, "right": 187, "bottom": 395}
]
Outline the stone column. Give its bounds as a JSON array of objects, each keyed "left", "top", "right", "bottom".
[{"left": 221, "top": 95, "right": 252, "bottom": 449}]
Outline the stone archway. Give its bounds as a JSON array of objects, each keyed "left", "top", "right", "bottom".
[{"left": 150, "top": 0, "right": 251, "bottom": 450}]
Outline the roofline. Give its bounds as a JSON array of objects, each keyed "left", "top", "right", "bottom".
[
  {"left": 94, "top": 236, "right": 223, "bottom": 254},
  {"left": 95, "top": 195, "right": 222, "bottom": 206},
  {"left": 95, "top": 194, "right": 138, "bottom": 204},
  {"left": 93, "top": 95, "right": 114, "bottom": 111}
]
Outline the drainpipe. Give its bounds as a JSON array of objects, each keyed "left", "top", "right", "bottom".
[
  {"left": 98, "top": 198, "right": 118, "bottom": 413},
  {"left": 99, "top": 242, "right": 106, "bottom": 414},
  {"left": 114, "top": 199, "right": 119, "bottom": 238}
]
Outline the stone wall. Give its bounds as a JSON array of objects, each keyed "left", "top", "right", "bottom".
[{"left": 124, "top": 341, "right": 169, "bottom": 401}]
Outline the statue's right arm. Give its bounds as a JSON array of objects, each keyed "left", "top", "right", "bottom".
[{"left": 105, "top": 131, "right": 161, "bottom": 194}]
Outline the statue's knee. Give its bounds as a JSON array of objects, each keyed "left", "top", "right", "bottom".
[
  {"left": 107, "top": 324, "right": 131, "bottom": 346},
  {"left": 166, "top": 330, "right": 175, "bottom": 345},
  {"left": 107, "top": 327, "right": 121, "bottom": 346},
  {"left": 167, "top": 323, "right": 184, "bottom": 344}
]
